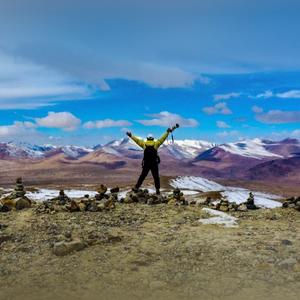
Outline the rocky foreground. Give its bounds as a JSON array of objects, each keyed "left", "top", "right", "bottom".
[{"left": 1, "top": 197, "right": 300, "bottom": 300}]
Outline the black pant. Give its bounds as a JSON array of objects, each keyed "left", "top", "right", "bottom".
[{"left": 135, "top": 163, "right": 160, "bottom": 190}]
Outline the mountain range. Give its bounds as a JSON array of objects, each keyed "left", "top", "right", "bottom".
[{"left": 0, "top": 138, "right": 300, "bottom": 185}]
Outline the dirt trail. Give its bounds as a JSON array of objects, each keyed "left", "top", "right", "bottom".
[{"left": 1, "top": 204, "right": 300, "bottom": 300}]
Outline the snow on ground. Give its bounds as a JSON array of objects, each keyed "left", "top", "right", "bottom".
[
  {"left": 222, "top": 189, "right": 281, "bottom": 208},
  {"left": 26, "top": 187, "right": 200, "bottom": 202},
  {"left": 199, "top": 208, "right": 238, "bottom": 228},
  {"left": 170, "top": 176, "right": 282, "bottom": 209},
  {"left": 171, "top": 176, "right": 224, "bottom": 192},
  {"left": 180, "top": 190, "right": 200, "bottom": 195},
  {"left": 27, "top": 189, "right": 97, "bottom": 201}
]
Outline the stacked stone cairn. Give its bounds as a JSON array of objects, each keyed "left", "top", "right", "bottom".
[
  {"left": 167, "top": 188, "right": 188, "bottom": 205},
  {"left": 213, "top": 192, "right": 259, "bottom": 212},
  {"left": 35, "top": 185, "right": 119, "bottom": 214},
  {"left": 53, "top": 189, "right": 71, "bottom": 205},
  {"left": 282, "top": 196, "right": 300, "bottom": 211},
  {"left": 215, "top": 199, "right": 238, "bottom": 212},
  {"left": 0, "top": 177, "right": 31, "bottom": 212},
  {"left": 245, "top": 192, "right": 258, "bottom": 210},
  {"left": 122, "top": 189, "right": 167, "bottom": 205}
]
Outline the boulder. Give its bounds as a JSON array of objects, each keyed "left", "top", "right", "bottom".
[
  {"left": 97, "top": 184, "right": 107, "bottom": 194},
  {"left": 0, "top": 203, "right": 11, "bottom": 213},
  {"left": 104, "top": 196, "right": 116, "bottom": 209},
  {"left": 238, "top": 204, "right": 248, "bottom": 212},
  {"left": 97, "top": 203, "right": 105, "bottom": 211},
  {"left": 1, "top": 198, "right": 15, "bottom": 209},
  {"left": 110, "top": 186, "right": 120, "bottom": 194},
  {"left": 15, "top": 197, "right": 31, "bottom": 210},
  {"left": 78, "top": 202, "right": 86, "bottom": 212},
  {"left": 283, "top": 196, "right": 300, "bottom": 211},
  {"left": 219, "top": 205, "right": 229, "bottom": 212},
  {"left": 52, "top": 239, "right": 87, "bottom": 256},
  {"left": 68, "top": 200, "right": 80, "bottom": 212},
  {"left": 87, "top": 202, "right": 99, "bottom": 212}
]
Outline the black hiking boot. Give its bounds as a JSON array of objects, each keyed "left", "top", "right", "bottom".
[{"left": 132, "top": 187, "right": 139, "bottom": 193}]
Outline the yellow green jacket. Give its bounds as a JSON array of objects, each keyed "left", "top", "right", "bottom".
[{"left": 130, "top": 131, "right": 169, "bottom": 150}]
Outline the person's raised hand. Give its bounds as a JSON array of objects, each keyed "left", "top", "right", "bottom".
[{"left": 126, "top": 131, "right": 132, "bottom": 137}]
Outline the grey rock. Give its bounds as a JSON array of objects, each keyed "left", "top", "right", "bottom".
[
  {"left": 238, "top": 204, "right": 248, "bottom": 212},
  {"left": 278, "top": 257, "right": 297, "bottom": 271},
  {"left": 281, "top": 239, "right": 293, "bottom": 246},
  {"left": 52, "top": 239, "right": 87, "bottom": 256}
]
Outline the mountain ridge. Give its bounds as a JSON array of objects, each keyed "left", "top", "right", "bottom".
[{"left": 0, "top": 138, "right": 299, "bottom": 184}]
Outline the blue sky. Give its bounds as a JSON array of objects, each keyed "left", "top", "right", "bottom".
[{"left": 0, "top": 0, "right": 300, "bottom": 146}]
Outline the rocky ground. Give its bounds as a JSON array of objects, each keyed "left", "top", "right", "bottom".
[{"left": 1, "top": 201, "right": 300, "bottom": 300}]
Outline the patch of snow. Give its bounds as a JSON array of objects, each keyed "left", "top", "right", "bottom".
[
  {"left": 170, "top": 176, "right": 282, "bottom": 209},
  {"left": 219, "top": 138, "right": 283, "bottom": 159},
  {"left": 170, "top": 176, "right": 224, "bottom": 192},
  {"left": 118, "top": 189, "right": 131, "bottom": 200},
  {"left": 28, "top": 187, "right": 171, "bottom": 202},
  {"left": 199, "top": 208, "right": 238, "bottom": 228},
  {"left": 222, "top": 188, "right": 281, "bottom": 208},
  {"left": 27, "top": 189, "right": 97, "bottom": 201},
  {"left": 181, "top": 190, "right": 200, "bottom": 195}
]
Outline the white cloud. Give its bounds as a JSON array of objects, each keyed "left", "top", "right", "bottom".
[
  {"left": 83, "top": 119, "right": 132, "bottom": 129},
  {"left": 0, "top": 121, "right": 36, "bottom": 138},
  {"left": 35, "top": 112, "right": 81, "bottom": 131},
  {"left": 216, "top": 121, "right": 230, "bottom": 128},
  {"left": 137, "top": 111, "right": 198, "bottom": 127},
  {"left": 276, "top": 90, "right": 300, "bottom": 99},
  {"left": 0, "top": 49, "right": 204, "bottom": 111},
  {"left": 254, "top": 89, "right": 300, "bottom": 99},
  {"left": 202, "top": 102, "right": 232, "bottom": 115},
  {"left": 95, "top": 61, "right": 197, "bottom": 89},
  {"left": 256, "top": 90, "right": 274, "bottom": 99},
  {"left": 213, "top": 92, "right": 240, "bottom": 101},
  {"left": 251, "top": 105, "right": 263, "bottom": 113},
  {"left": 255, "top": 110, "right": 300, "bottom": 124},
  {"left": 0, "top": 50, "right": 92, "bottom": 109}
]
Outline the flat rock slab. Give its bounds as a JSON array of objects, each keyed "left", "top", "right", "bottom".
[{"left": 53, "top": 240, "right": 87, "bottom": 256}]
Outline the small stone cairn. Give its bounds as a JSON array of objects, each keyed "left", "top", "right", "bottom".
[
  {"left": 0, "top": 177, "right": 31, "bottom": 211},
  {"left": 52, "top": 189, "right": 71, "bottom": 205},
  {"left": 245, "top": 192, "right": 258, "bottom": 210},
  {"left": 282, "top": 196, "right": 300, "bottom": 211},
  {"left": 211, "top": 192, "right": 259, "bottom": 212},
  {"left": 35, "top": 185, "right": 119, "bottom": 214},
  {"left": 167, "top": 188, "right": 188, "bottom": 205},
  {"left": 215, "top": 199, "right": 238, "bottom": 212},
  {"left": 122, "top": 189, "right": 166, "bottom": 205}
]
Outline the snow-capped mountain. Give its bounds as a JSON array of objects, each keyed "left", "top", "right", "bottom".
[
  {"left": 161, "top": 139, "right": 216, "bottom": 159},
  {"left": 0, "top": 142, "right": 93, "bottom": 160},
  {"left": 96, "top": 138, "right": 215, "bottom": 160},
  {"left": 1, "top": 138, "right": 300, "bottom": 184},
  {"left": 0, "top": 138, "right": 299, "bottom": 163},
  {"left": 53, "top": 145, "right": 93, "bottom": 159},
  {"left": 218, "top": 138, "right": 283, "bottom": 159},
  {"left": 195, "top": 138, "right": 300, "bottom": 163},
  {"left": 0, "top": 142, "right": 46, "bottom": 159}
]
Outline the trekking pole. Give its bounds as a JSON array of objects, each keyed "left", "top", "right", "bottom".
[{"left": 170, "top": 123, "right": 179, "bottom": 143}]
